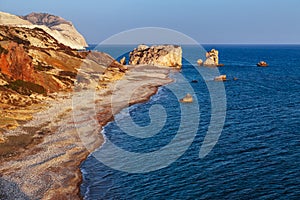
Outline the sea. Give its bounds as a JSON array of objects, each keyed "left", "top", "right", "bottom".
[{"left": 80, "top": 45, "right": 300, "bottom": 199}]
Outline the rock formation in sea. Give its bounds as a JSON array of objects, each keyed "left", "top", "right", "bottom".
[
  {"left": 257, "top": 61, "right": 268, "bottom": 67},
  {"left": 0, "top": 11, "right": 87, "bottom": 49},
  {"left": 214, "top": 75, "right": 227, "bottom": 81},
  {"left": 180, "top": 93, "right": 193, "bottom": 103},
  {"left": 203, "top": 49, "right": 219, "bottom": 66},
  {"left": 129, "top": 44, "right": 182, "bottom": 68}
]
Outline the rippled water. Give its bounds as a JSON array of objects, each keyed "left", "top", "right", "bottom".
[{"left": 81, "top": 45, "right": 300, "bottom": 199}]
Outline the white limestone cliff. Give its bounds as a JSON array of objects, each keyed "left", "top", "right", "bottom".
[{"left": 0, "top": 11, "right": 87, "bottom": 50}]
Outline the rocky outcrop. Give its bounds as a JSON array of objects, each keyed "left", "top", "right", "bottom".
[
  {"left": 119, "top": 57, "right": 126, "bottom": 65},
  {"left": 214, "top": 75, "right": 227, "bottom": 81},
  {"left": 129, "top": 44, "right": 182, "bottom": 68},
  {"left": 180, "top": 93, "right": 193, "bottom": 103},
  {"left": 203, "top": 49, "right": 219, "bottom": 66},
  {"left": 0, "top": 11, "right": 87, "bottom": 49},
  {"left": 0, "top": 24, "right": 126, "bottom": 93},
  {"left": 0, "top": 41, "right": 35, "bottom": 82},
  {"left": 257, "top": 61, "right": 268, "bottom": 67},
  {"left": 22, "top": 13, "right": 87, "bottom": 49}
]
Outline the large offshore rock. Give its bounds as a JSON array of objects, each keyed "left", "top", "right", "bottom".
[
  {"left": 129, "top": 44, "right": 182, "bottom": 68},
  {"left": 0, "top": 11, "right": 87, "bottom": 49},
  {"left": 203, "top": 49, "right": 219, "bottom": 66}
]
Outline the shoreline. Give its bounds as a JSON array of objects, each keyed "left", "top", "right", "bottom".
[{"left": 0, "top": 64, "right": 175, "bottom": 199}]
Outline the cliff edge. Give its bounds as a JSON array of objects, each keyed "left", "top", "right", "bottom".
[{"left": 0, "top": 11, "right": 87, "bottom": 49}]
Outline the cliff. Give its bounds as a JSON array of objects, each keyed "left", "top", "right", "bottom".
[
  {"left": 129, "top": 44, "right": 182, "bottom": 68},
  {"left": 0, "top": 11, "right": 87, "bottom": 49},
  {"left": 0, "top": 22, "right": 125, "bottom": 132}
]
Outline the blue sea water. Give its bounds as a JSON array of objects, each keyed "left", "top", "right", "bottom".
[{"left": 81, "top": 45, "right": 300, "bottom": 199}]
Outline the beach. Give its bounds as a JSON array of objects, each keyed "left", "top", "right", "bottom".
[{"left": 0, "top": 64, "right": 174, "bottom": 199}]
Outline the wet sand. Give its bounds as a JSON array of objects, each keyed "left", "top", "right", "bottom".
[{"left": 0, "top": 65, "right": 174, "bottom": 199}]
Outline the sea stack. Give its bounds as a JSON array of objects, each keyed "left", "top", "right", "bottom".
[
  {"left": 129, "top": 44, "right": 182, "bottom": 68},
  {"left": 203, "top": 49, "right": 221, "bottom": 66}
]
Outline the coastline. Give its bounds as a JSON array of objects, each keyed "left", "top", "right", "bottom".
[{"left": 0, "top": 64, "right": 175, "bottom": 199}]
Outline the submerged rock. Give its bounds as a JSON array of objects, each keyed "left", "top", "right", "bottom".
[
  {"left": 180, "top": 93, "right": 193, "bottom": 103},
  {"left": 129, "top": 44, "right": 182, "bottom": 68}
]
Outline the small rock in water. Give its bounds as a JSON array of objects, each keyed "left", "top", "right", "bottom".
[
  {"left": 214, "top": 75, "right": 227, "bottom": 81},
  {"left": 197, "top": 59, "right": 203, "bottom": 66},
  {"left": 180, "top": 93, "right": 193, "bottom": 103},
  {"left": 257, "top": 61, "right": 268, "bottom": 67}
]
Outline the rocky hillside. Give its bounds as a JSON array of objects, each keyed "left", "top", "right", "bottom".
[
  {"left": 0, "top": 11, "right": 87, "bottom": 49},
  {"left": 0, "top": 21, "right": 125, "bottom": 133}
]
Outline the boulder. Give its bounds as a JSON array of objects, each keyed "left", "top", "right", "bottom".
[
  {"left": 197, "top": 59, "right": 203, "bottom": 66},
  {"left": 129, "top": 44, "right": 182, "bottom": 68},
  {"left": 180, "top": 93, "right": 193, "bottom": 103}
]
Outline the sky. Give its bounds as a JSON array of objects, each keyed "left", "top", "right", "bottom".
[{"left": 1, "top": 0, "right": 300, "bottom": 44}]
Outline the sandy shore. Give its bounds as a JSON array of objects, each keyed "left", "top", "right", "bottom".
[{"left": 0, "top": 64, "right": 174, "bottom": 199}]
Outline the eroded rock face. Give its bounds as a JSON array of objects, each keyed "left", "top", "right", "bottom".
[
  {"left": 22, "top": 13, "right": 87, "bottom": 50},
  {"left": 0, "top": 23, "right": 126, "bottom": 94},
  {"left": 0, "top": 41, "right": 34, "bottom": 82},
  {"left": 0, "top": 11, "right": 87, "bottom": 49},
  {"left": 203, "top": 49, "right": 219, "bottom": 66},
  {"left": 129, "top": 44, "right": 182, "bottom": 68}
]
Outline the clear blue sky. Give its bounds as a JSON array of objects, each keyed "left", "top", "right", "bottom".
[{"left": 1, "top": 0, "right": 300, "bottom": 44}]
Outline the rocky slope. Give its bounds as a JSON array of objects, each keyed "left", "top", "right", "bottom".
[
  {"left": 129, "top": 44, "right": 182, "bottom": 68},
  {"left": 0, "top": 11, "right": 87, "bottom": 49},
  {"left": 0, "top": 23, "right": 125, "bottom": 136}
]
